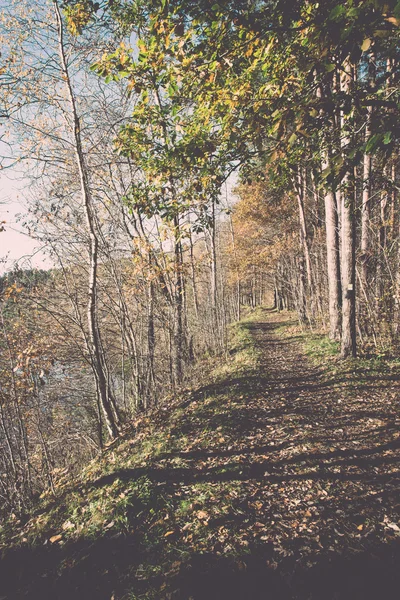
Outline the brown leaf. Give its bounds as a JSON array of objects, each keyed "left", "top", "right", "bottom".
[
  {"left": 197, "top": 510, "right": 209, "bottom": 521},
  {"left": 386, "top": 16, "right": 400, "bottom": 26},
  {"left": 49, "top": 534, "right": 62, "bottom": 544}
]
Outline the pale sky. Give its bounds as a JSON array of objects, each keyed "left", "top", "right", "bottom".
[{"left": 0, "top": 172, "right": 52, "bottom": 275}]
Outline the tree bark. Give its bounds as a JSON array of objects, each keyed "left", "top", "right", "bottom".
[
  {"left": 188, "top": 228, "right": 199, "bottom": 320},
  {"left": 294, "top": 168, "right": 313, "bottom": 289},
  {"left": 210, "top": 199, "right": 219, "bottom": 327},
  {"left": 173, "top": 215, "right": 184, "bottom": 386},
  {"left": 360, "top": 53, "right": 375, "bottom": 288},
  {"left": 324, "top": 185, "right": 342, "bottom": 340},
  {"left": 54, "top": 0, "right": 120, "bottom": 438},
  {"left": 317, "top": 79, "right": 342, "bottom": 339},
  {"left": 340, "top": 61, "right": 357, "bottom": 358}
]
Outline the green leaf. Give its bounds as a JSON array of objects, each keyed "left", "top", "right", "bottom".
[
  {"left": 321, "top": 166, "right": 331, "bottom": 179},
  {"left": 347, "top": 7, "right": 359, "bottom": 18},
  {"left": 383, "top": 131, "right": 392, "bottom": 145},
  {"left": 365, "top": 133, "right": 383, "bottom": 154},
  {"left": 329, "top": 5, "right": 346, "bottom": 21},
  {"left": 168, "top": 81, "right": 178, "bottom": 96}
]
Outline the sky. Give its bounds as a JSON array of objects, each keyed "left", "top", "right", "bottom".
[
  {"left": 0, "top": 172, "right": 51, "bottom": 275},
  {"left": 0, "top": 169, "right": 239, "bottom": 276}
]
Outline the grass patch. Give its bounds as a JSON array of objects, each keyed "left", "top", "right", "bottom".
[
  {"left": 213, "top": 307, "right": 266, "bottom": 380},
  {"left": 302, "top": 333, "right": 340, "bottom": 361}
]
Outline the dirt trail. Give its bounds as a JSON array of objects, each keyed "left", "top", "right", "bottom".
[
  {"left": 246, "top": 311, "right": 400, "bottom": 481},
  {"left": 159, "top": 309, "right": 400, "bottom": 598}
]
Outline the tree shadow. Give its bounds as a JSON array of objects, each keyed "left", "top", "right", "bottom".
[
  {"left": 1, "top": 516, "right": 400, "bottom": 599},
  {"left": 169, "top": 541, "right": 400, "bottom": 600}
]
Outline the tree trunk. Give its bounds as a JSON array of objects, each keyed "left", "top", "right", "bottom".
[
  {"left": 210, "top": 199, "right": 218, "bottom": 327},
  {"left": 324, "top": 186, "right": 342, "bottom": 340},
  {"left": 173, "top": 215, "right": 184, "bottom": 386},
  {"left": 54, "top": 0, "right": 119, "bottom": 438},
  {"left": 228, "top": 213, "right": 241, "bottom": 320},
  {"left": 340, "top": 61, "right": 357, "bottom": 358},
  {"left": 317, "top": 79, "right": 342, "bottom": 339},
  {"left": 294, "top": 168, "right": 313, "bottom": 289},
  {"left": 146, "top": 253, "right": 156, "bottom": 406},
  {"left": 188, "top": 228, "right": 199, "bottom": 320},
  {"left": 376, "top": 182, "right": 388, "bottom": 315},
  {"left": 360, "top": 53, "right": 375, "bottom": 288}
]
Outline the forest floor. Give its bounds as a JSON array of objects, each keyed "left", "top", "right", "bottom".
[{"left": 1, "top": 308, "right": 400, "bottom": 599}]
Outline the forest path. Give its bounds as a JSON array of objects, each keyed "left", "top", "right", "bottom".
[
  {"left": 142, "top": 307, "right": 400, "bottom": 598},
  {"left": 1, "top": 308, "right": 400, "bottom": 600},
  {"left": 165, "top": 307, "right": 400, "bottom": 599}
]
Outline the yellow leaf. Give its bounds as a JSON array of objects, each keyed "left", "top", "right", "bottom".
[
  {"left": 164, "top": 530, "right": 175, "bottom": 537},
  {"left": 361, "top": 38, "right": 372, "bottom": 51}
]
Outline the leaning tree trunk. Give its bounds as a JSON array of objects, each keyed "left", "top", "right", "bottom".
[{"left": 54, "top": 0, "right": 119, "bottom": 438}]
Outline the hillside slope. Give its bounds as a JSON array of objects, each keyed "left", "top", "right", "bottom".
[{"left": 1, "top": 308, "right": 400, "bottom": 600}]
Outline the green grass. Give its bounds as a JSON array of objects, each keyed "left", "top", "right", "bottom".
[
  {"left": 302, "top": 333, "right": 340, "bottom": 361},
  {"left": 213, "top": 307, "right": 265, "bottom": 379}
]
